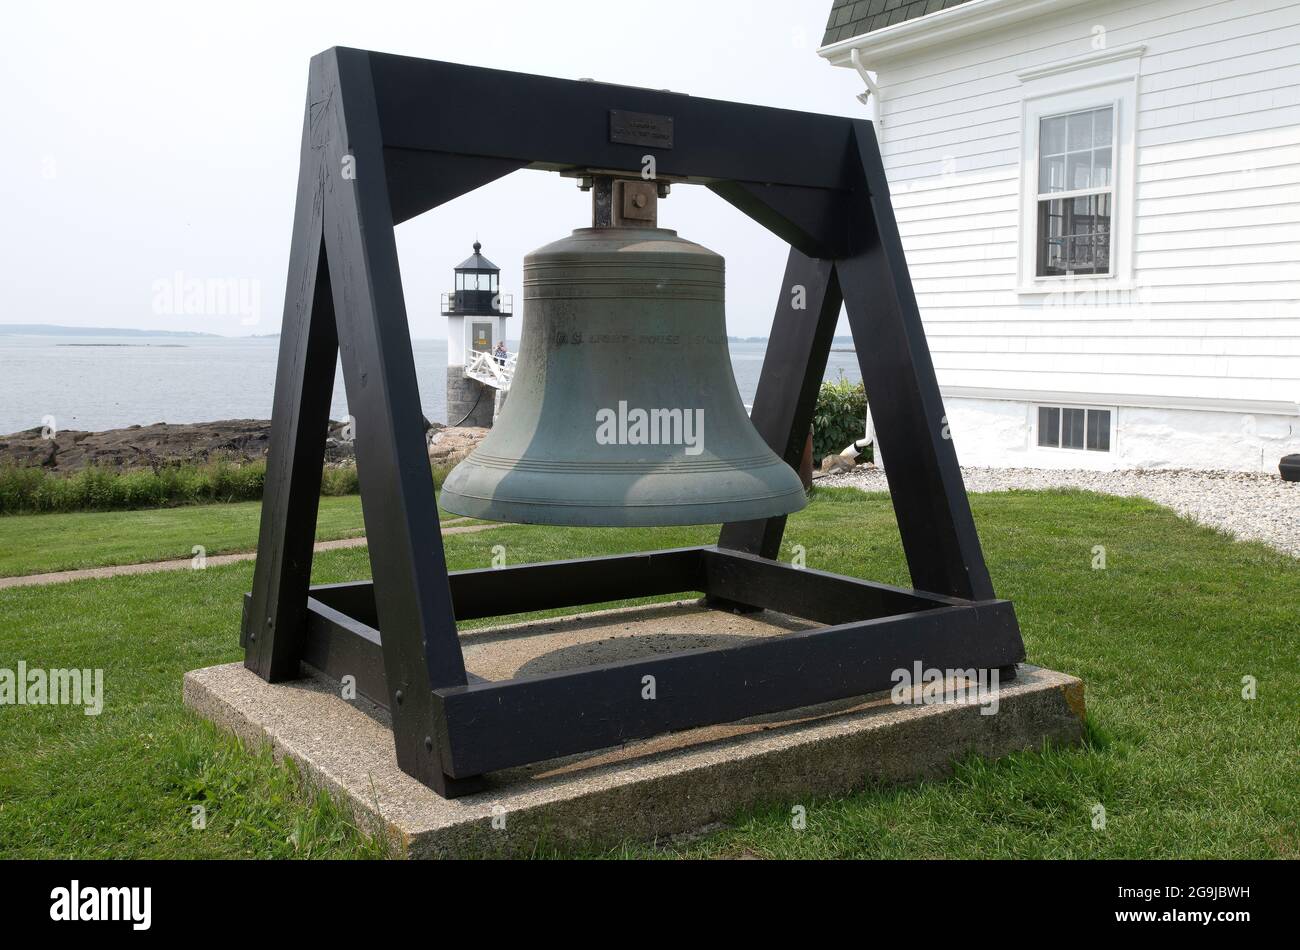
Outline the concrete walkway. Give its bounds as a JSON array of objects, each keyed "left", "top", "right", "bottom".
[{"left": 0, "top": 521, "right": 504, "bottom": 590}]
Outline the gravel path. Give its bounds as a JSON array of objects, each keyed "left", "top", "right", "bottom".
[{"left": 817, "top": 466, "right": 1300, "bottom": 559}]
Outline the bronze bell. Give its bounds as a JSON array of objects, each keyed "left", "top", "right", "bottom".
[{"left": 439, "top": 178, "right": 807, "bottom": 527}]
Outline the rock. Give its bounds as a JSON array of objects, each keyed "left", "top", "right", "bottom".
[
  {"left": 427, "top": 426, "right": 488, "bottom": 466},
  {"left": 0, "top": 419, "right": 315, "bottom": 472},
  {"left": 0, "top": 418, "right": 484, "bottom": 474},
  {"left": 820, "top": 453, "right": 857, "bottom": 475}
]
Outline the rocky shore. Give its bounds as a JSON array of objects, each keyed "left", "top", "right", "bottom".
[{"left": 0, "top": 419, "right": 488, "bottom": 472}]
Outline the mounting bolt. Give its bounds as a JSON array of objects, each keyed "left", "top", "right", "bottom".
[
  {"left": 395, "top": 690, "right": 404, "bottom": 705},
  {"left": 577, "top": 175, "right": 593, "bottom": 192},
  {"left": 424, "top": 736, "right": 434, "bottom": 752},
  {"left": 657, "top": 181, "right": 671, "bottom": 198}
]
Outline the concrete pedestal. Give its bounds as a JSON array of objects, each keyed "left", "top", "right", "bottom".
[
  {"left": 185, "top": 600, "right": 1085, "bottom": 858},
  {"left": 446, "top": 371, "right": 493, "bottom": 428}
]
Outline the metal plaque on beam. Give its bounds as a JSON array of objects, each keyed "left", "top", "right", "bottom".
[{"left": 609, "top": 110, "right": 674, "bottom": 149}]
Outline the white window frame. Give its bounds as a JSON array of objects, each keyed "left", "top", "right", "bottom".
[
  {"left": 1034, "top": 105, "right": 1116, "bottom": 277},
  {"left": 1016, "top": 46, "right": 1143, "bottom": 296}
]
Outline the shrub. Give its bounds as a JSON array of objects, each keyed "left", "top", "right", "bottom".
[
  {"left": 812, "top": 374, "right": 869, "bottom": 461},
  {"left": 0, "top": 467, "right": 45, "bottom": 513},
  {"left": 0, "top": 458, "right": 364, "bottom": 515},
  {"left": 320, "top": 465, "right": 359, "bottom": 497}
]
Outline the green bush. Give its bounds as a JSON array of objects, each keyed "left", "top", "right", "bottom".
[
  {"left": 0, "top": 459, "right": 368, "bottom": 515},
  {"left": 812, "top": 375, "right": 869, "bottom": 462},
  {"left": 320, "top": 465, "right": 359, "bottom": 497}
]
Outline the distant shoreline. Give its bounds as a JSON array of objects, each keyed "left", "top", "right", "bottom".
[
  {"left": 58, "top": 343, "right": 188, "bottom": 348},
  {"left": 0, "top": 323, "right": 220, "bottom": 339},
  {"left": 0, "top": 324, "right": 860, "bottom": 347},
  {"left": 0, "top": 335, "right": 864, "bottom": 436}
]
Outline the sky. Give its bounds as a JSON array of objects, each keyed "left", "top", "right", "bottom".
[{"left": 0, "top": 1, "right": 868, "bottom": 339}]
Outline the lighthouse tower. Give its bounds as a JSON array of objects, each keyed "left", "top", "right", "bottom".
[{"left": 441, "top": 241, "right": 512, "bottom": 427}]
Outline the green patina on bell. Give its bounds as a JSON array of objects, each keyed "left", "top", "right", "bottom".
[{"left": 440, "top": 179, "right": 807, "bottom": 527}]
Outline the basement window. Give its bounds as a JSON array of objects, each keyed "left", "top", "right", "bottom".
[{"left": 1037, "top": 406, "right": 1111, "bottom": 452}]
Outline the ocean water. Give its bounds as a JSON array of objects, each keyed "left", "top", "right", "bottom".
[{"left": 0, "top": 334, "right": 862, "bottom": 435}]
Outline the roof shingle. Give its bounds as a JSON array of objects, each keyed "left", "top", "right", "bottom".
[{"left": 822, "top": 0, "right": 977, "bottom": 47}]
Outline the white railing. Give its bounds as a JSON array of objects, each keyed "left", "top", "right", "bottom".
[{"left": 464, "top": 350, "right": 516, "bottom": 391}]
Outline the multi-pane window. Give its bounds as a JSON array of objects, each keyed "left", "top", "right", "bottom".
[
  {"left": 1037, "top": 406, "right": 1111, "bottom": 452},
  {"left": 1036, "top": 106, "right": 1114, "bottom": 277},
  {"left": 454, "top": 273, "right": 498, "bottom": 291}
]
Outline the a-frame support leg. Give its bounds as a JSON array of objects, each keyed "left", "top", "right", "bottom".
[
  {"left": 836, "top": 122, "right": 995, "bottom": 601},
  {"left": 319, "top": 49, "right": 478, "bottom": 797},
  {"left": 716, "top": 122, "right": 997, "bottom": 606},
  {"left": 245, "top": 49, "right": 479, "bottom": 796},
  {"left": 716, "top": 249, "right": 842, "bottom": 562},
  {"left": 243, "top": 57, "right": 339, "bottom": 682}
]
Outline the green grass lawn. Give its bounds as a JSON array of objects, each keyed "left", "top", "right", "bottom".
[
  {"left": 0, "top": 487, "right": 1296, "bottom": 858},
  {"left": 0, "top": 495, "right": 484, "bottom": 577},
  {"left": 0, "top": 497, "right": 365, "bottom": 577}
]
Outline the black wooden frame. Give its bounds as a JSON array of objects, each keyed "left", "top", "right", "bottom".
[{"left": 242, "top": 48, "right": 1024, "bottom": 798}]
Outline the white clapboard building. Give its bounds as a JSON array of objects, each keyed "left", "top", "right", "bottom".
[{"left": 819, "top": 0, "right": 1299, "bottom": 471}]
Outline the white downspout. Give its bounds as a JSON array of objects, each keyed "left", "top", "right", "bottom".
[{"left": 849, "top": 48, "right": 880, "bottom": 106}]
